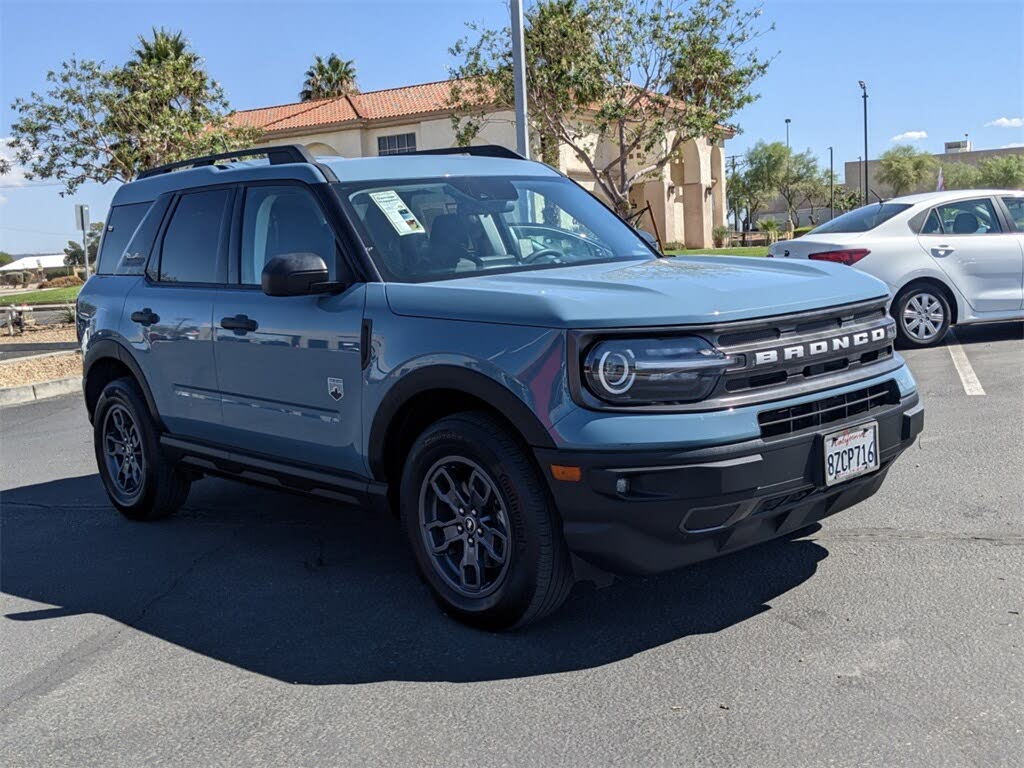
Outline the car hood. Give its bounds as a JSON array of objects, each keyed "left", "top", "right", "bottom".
[{"left": 384, "top": 255, "right": 890, "bottom": 329}]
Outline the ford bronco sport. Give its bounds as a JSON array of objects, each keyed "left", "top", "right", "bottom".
[{"left": 78, "top": 144, "right": 923, "bottom": 629}]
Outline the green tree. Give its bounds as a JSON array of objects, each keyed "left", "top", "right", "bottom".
[
  {"left": 129, "top": 27, "right": 196, "bottom": 66},
  {"left": 976, "top": 154, "right": 1024, "bottom": 189},
  {"left": 6, "top": 32, "right": 259, "bottom": 196},
  {"left": 831, "top": 185, "right": 861, "bottom": 215},
  {"left": 776, "top": 147, "right": 820, "bottom": 230},
  {"left": 877, "top": 144, "right": 937, "bottom": 197},
  {"left": 449, "top": 0, "right": 772, "bottom": 217},
  {"left": 300, "top": 54, "right": 359, "bottom": 101},
  {"left": 0, "top": 251, "right": 13, "bottom": 267},
  {"left": 63, "top": 221, "right": 104, "bottom": 268},
  {"left": 940, "top": 162, "right": 981, "bottom": 191}
]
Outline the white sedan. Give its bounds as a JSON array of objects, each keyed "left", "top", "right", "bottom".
[{"left": 769, "top": 189, "right": 1024, "bottom": 347}]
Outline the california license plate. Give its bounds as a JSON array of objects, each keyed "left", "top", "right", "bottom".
[{"left": 823, "top": 421, "right": 879, "bottom": 486}]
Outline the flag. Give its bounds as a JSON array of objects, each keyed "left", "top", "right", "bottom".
[{"left": 936, "top": 166, "right": 944, "bottom": 192}]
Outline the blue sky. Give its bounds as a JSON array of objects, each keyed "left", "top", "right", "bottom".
[{"left": 2, "top": 0, "right": 1022, "bottom": 253}]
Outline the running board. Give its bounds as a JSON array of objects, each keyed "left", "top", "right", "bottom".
[{"left": 160, "top": 436, "right": 388, "bottom": 511}]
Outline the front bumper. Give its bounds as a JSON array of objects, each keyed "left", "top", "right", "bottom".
[{"left": 536, "top": 392, "right": 923, "bottom": 576}]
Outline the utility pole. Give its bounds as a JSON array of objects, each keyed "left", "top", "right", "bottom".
[
  {"left": 511, "top": 0, "right": 530, "bottom": 158},
  {"left": 74, "top": 204, "right": 91, "bottom": 280},
  {"left": 785, "top": 118, "right": 791, "bottom": 148},
  {"left": 859, "top": 81, "right": 868, "bottom": 205},
  {"left": 828, "top": 146, "right": 834, "bottom": 221}
]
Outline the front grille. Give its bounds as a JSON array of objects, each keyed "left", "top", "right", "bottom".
[{"left": 758, "top": 381, "right": 899, "bottom": 438}]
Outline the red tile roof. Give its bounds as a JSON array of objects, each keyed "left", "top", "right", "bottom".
[{"left": 230, "top": 79, "right": 471, "bottom": 134}]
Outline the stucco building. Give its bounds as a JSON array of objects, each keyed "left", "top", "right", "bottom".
[{"left": 231, "top": 79, "right": 727, "bottom": 247}]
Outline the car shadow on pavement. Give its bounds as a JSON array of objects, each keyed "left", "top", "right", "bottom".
[
  {"left": 2, "top": 473, "right": 828, "bottom": 685},
  {"left": 946, "top": 321, "right": 1023, "bottom": 345}
]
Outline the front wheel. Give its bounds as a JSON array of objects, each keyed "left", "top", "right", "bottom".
[
  {"left": 399, "top": 412, "right": 574, "bottom": 630},
  {"left": 893, "top": 287, "right": 951, "bottom": 348}
]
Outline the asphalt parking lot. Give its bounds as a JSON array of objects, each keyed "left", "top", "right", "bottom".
[{"left": 1, "top": 322, "right": 1021, "bottom": 768}]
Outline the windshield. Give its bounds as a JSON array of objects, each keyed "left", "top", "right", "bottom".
[
  {"left": 810, "top": 203, "right": 912, "bottom": 234},
  {"left": 335, "top": 175, "right": 652, "bottom": 282}
]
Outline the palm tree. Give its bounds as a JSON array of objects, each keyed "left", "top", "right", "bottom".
[
  {"left": 300, "top": 54, "right": 358, "bottom": 101},
  {"left": 130, "top": 28, "right": 197, "bottom": 67}
]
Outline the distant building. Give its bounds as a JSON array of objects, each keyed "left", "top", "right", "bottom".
[
  {"left": 231, "top": 79, "right": 728, "bottom": 247},
  {"left": 0, "top": 253, "right": 68, "bottom": 273}
]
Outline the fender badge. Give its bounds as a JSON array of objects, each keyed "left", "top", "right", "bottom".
[{"left": 327, "top": 378, "right": 344, "bottom": 401}]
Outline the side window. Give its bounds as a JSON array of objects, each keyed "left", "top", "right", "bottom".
[
  {"left": 1001, "top": 197, "right": 1024, "bottom": 231},
  {"left": 96, "top": 203, "right": 150, "bottom": 274},
  {"left": 927, "top": 198, "right": 1002, "bottom": 235},
  {"left": 158, "top": 189, "right": 231, "bottom": 283},
  {"left": 240, "top": 185, "right": 337, "bottom": 285},
  {"left": 920, "top": 209, "right": 943, "bottom": 235}
]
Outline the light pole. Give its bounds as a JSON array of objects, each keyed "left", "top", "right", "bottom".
[
  {"left": 510, "top": 0, "right": 530, "bottom": 158},
  {"left": 785, "top": 118, "right": 791, "bottom": 148},
  {"left": 859, "top": 80, "right": 868, "bottom": 205},
  {"left": 828, "top": 146, "right": 834, "bottom": 221}
]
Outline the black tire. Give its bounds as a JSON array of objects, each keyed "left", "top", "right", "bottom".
[
  {"left": 399, "top": 411, "right": 574, "bottom": 630},
  {"left": 893, "top": 286, "right": 952, "bottom": 348},
  {"left": 93, "top": 377, "right": 190, "bottom": 521}
]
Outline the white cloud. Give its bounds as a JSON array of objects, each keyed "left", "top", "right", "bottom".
[
  {"left": 891, "top": 130, "right": 928, "bottom": 142},
  {"left": 985, "top": 117, "right": 1024, "bottom": 128}
]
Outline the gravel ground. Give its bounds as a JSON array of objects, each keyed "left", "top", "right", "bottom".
[
  {"left": 0, "top": 324, "right": 77, "bottom": 345},
  {"left": 1, "top": 322, "right": 1021, "bottom": 768},
  {"left": 0, "top": 352, "right": 81, "bottom": 388}
]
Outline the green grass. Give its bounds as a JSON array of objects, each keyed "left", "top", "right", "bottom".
[
  {"left": 0, "top": 285, "right": 82, "bottom": 306},
  {"left": 663, "top": 246, "right": 769, "bottom": 257}
]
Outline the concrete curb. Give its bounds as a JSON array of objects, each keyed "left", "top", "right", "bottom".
[
  {"left": 0, "top": 376, "right": 81, "bottom": 407},
  {"left": 0, "top": 349, "right": 78, "bottom": 365}
]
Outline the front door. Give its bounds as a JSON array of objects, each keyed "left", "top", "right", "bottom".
[
  {"left": 917, "top": 196, "right": 1024, "bottom": 313},
  {"left": 212, "top": 182, "right": 366, "bottom": 475}
]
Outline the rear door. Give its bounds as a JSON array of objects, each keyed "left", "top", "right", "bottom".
[
  {"left": 212, "top": 181, "right": 366, "bottom": 474},
  {"left": 123, "top": 187, "right": 232, "bottom": 441},
  {"left": 916, "top": 196, "right": 1023, "bottom": 313},
  {"left": 996, "top": 195, "right": 1024, "bottom": 310}
]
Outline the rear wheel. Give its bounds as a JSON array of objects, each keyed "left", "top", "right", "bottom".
[
  {"left": 893, "top": 287, "right": 951, "bottom": 348},
  {"left": 93, "top": 377, "right": 191, "bottom": 520},
  {"left": 399, "top": 411, "right": 574, "bottom": 630}
]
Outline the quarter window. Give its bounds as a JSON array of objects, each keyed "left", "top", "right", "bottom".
[
  {"left": 158, "top": 189, "right": 231, "bottom": 283},
  {"left": 96, "top": 203, "right": 150, "bottom": 274},
  {"left": 377, "top": 133, "right": 417, "bottom": 156},
  {"left": 240, "top": 186, "right": 337, "bottom": 285},
  {"left": 923, "top": 198, "right": 1002, "bottom": 235}
]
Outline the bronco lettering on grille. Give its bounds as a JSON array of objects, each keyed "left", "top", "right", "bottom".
[{"left": 752, "top": 325, "right": 893, "bottom": 367}]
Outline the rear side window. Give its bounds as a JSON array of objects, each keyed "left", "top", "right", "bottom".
[
  {"left": 922, "top": 198, "right": 1002, "bottom": 235},
  {"left": 96, "top": 203, "right": 150, "bottom": 274},
  {"left": 240, "top": 185, "right": 337, "bottom": 285},
  {"left": 158, "top": 189, "right": 231, "bottom": 283},
  {"left": 810, "top": 203, "right": 912, "bottom": 234},
  {"left": 1001, "top": 197, "right": 1024, "bottom": 230}
]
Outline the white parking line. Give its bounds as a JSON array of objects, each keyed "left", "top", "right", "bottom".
[{"left": 946, "top": 330, "right": 986, "bottom": 396}]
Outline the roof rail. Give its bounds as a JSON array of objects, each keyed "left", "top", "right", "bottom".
[
  {"left": 408, "top": 145, "right": 527, "bottom": 161},
  {"left": 136, "top": 144, "right": 337, "bottom": 181}
]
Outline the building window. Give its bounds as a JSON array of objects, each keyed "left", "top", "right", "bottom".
[{"left": 377, "top": 133, "right": 417, "bottom": 156}]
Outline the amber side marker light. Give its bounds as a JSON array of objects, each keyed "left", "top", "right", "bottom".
[{"left": 550, "top": 465, "right": 582, "bottom": 482}]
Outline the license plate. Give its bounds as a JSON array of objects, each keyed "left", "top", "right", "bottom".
[{"left": 823, "top": 421, "right": 879, "bottom": 486}]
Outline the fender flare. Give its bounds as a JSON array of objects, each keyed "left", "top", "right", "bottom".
[
  {"left": 83, "top": 338, "right": 163, "bottom": 428},
  {"left": 367, "top": 365, "right": 556, "bottom": 479}
]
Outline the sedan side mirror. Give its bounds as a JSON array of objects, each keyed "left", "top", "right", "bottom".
[{"left": 261, "top": 252, "right": 341, "bottom": 296}]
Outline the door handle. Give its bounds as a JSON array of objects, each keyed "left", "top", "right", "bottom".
[
  {"left": 930, "top": 245, "right": 953, "bottom": 258},
  {"left": 220, "top": 314, "right": 259, "bottom": 333},
  {"left": 130, "top": 308, "right": 159, "bottom": 326}
]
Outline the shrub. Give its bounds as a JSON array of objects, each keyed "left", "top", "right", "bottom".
[
  {"left": 793, "top": 225, "right": 814, "bottom": 238},
  {"left": 1, "top": 272, "right": 25, "bottom": 286},
  {"left": 43, "top": 274, "right": 84, "bottom": 288},
  {"left": 712, "top": 225, "right": 730, "bottom": 248}
]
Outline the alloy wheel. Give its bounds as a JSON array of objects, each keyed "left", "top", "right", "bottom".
[
  {"left": 902, "top": 292, "right": 945, "bottom": 342},
  {"left": 418, "top": 456, "right": 512, "bottom": 598},
  {"left": 102, "top": 404, "right": 145, "bottom": 504}
]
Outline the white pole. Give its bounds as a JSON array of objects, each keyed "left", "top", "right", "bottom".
[{"left": 511, "top": 0, "right": 530, "bottom": 158}]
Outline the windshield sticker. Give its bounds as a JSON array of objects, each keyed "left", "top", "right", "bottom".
[{"left": 369, "top": 190, "right": 424, "bottom": 236}]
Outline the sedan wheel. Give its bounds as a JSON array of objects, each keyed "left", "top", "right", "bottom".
[{"left": 894, "top": 288, "right": 951, "bottom": 348}]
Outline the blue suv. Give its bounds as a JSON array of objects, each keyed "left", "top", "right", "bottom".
[{"left": 77, "top": 145, "right": 923, "bottom": 629}]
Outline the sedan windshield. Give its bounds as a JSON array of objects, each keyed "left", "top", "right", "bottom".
[
  {"left": 335, "top": 175, "right": 652, "bottom": 282},
  {"left": 810, "top": 203, "right": 912, "bottom": 234}
]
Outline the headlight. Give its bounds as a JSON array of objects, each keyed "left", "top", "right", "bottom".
[{"left": 582, "top": 336, "right": 734, "bottom": 405}]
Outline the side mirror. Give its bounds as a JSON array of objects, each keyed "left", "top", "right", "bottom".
[{"left": 261, "top": 252, "right": 338, "bottom": 297}]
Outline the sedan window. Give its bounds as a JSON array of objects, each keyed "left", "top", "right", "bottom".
[
  {"left": 1001, "top": 197, "right": 1024, "bottom": 230},
  {"left": 923, "top": 198, "right": 1002, "bottom": 235}
]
